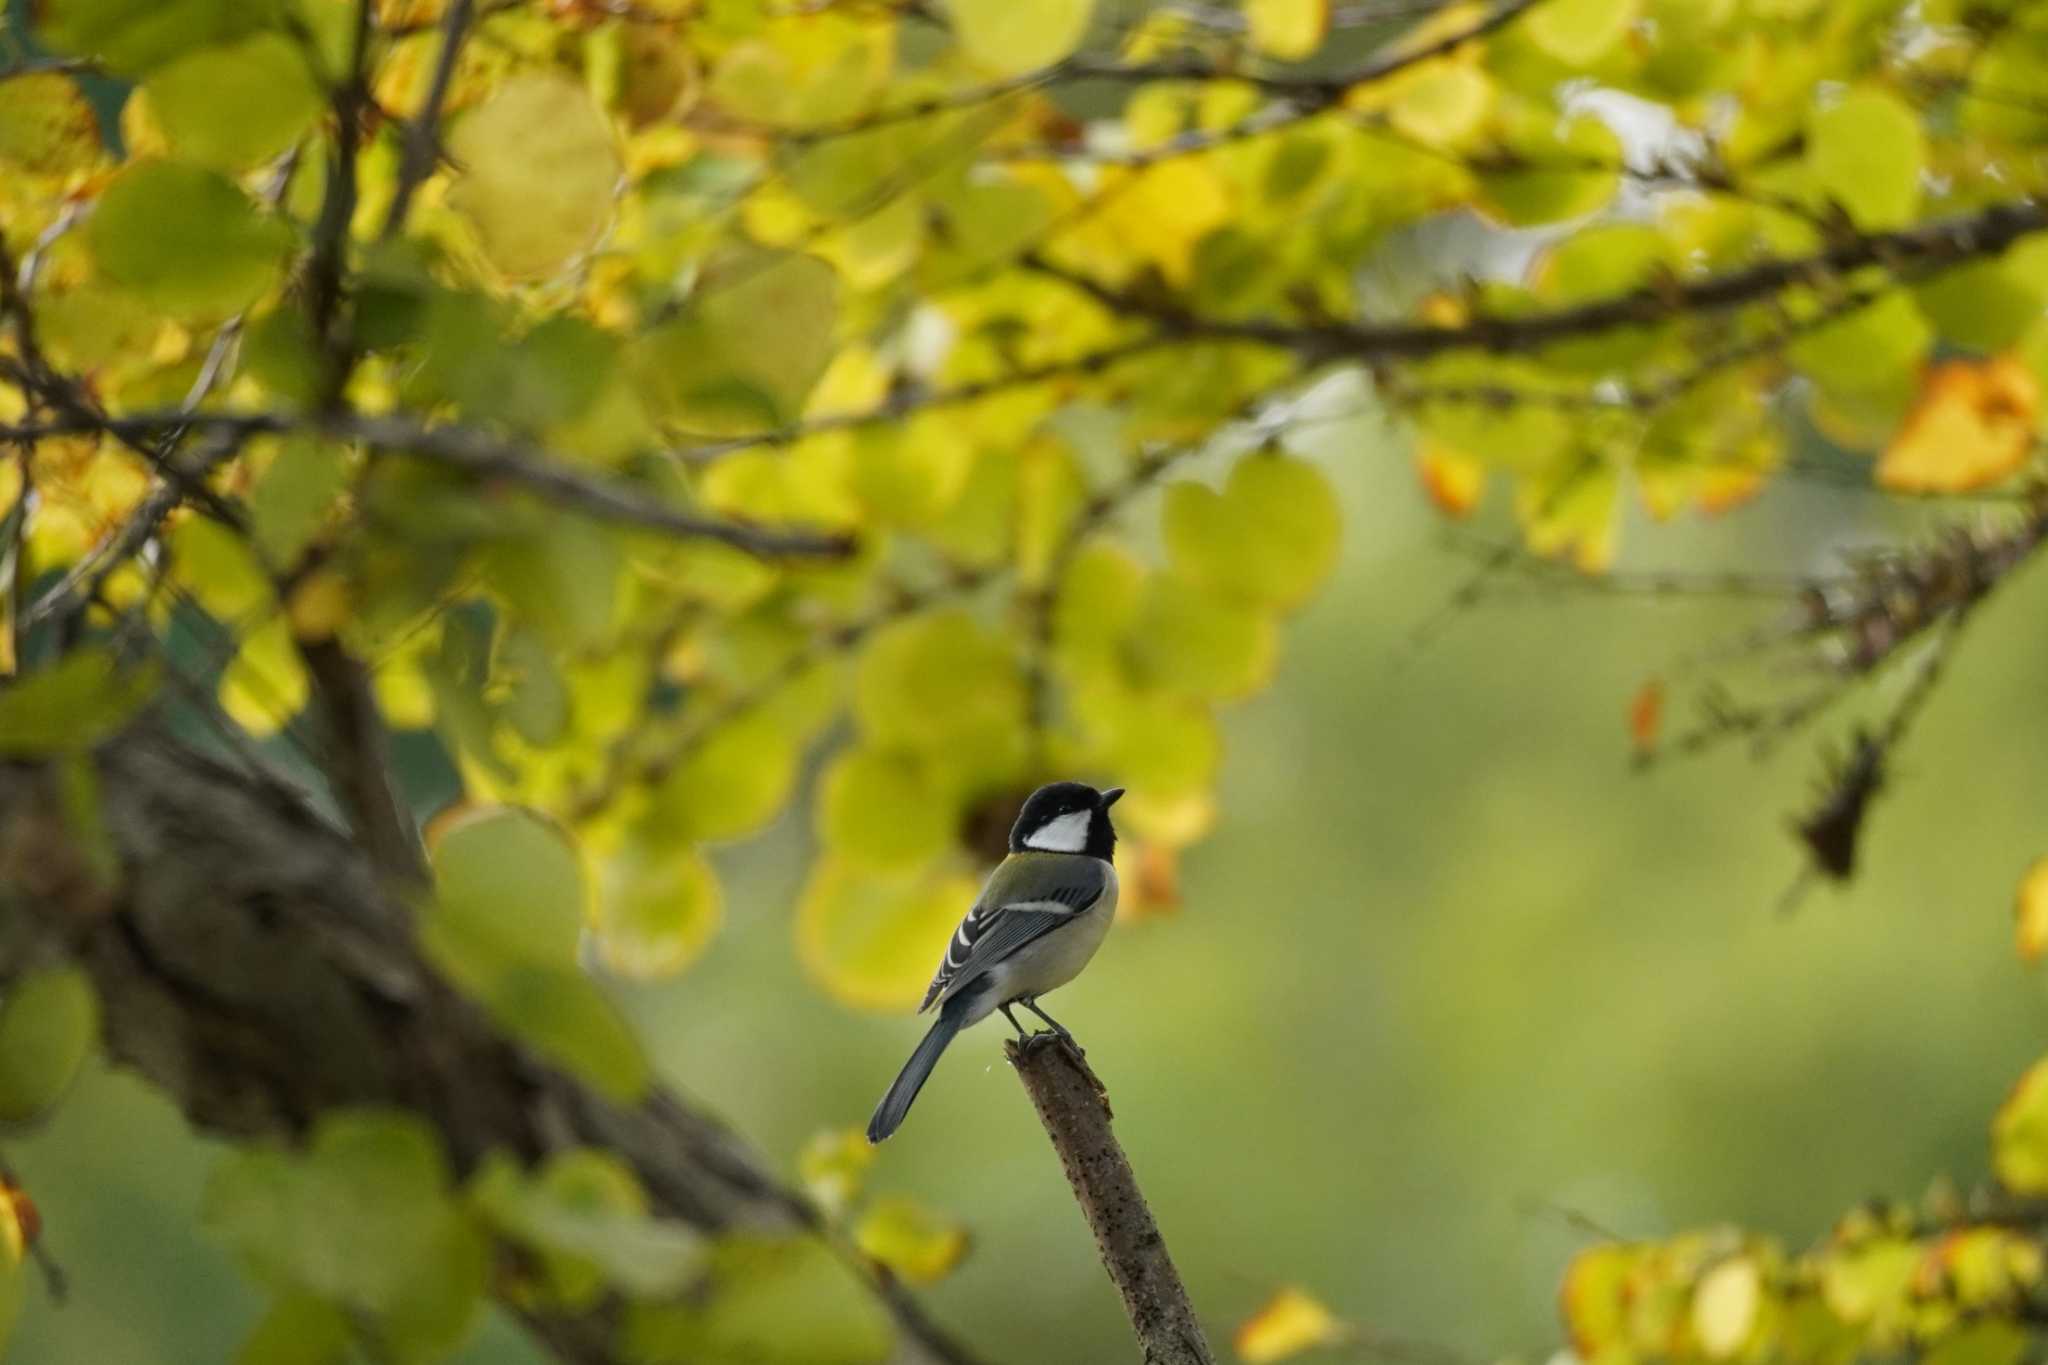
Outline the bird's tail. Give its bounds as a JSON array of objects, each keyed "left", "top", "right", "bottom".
[{"left": 867, "top": 1002, "right": 965, "bottom": 1143}]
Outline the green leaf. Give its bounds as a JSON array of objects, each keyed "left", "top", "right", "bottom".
[
  {"left": 797, "top": 1128, "right": 874, "bottom": 1219},
  {"left": 0, "top": 73, "right": 102, "bottom": 176},
  {"left": 1162, "top": 455, "right": 1341, "bottom": 611},
  {"left": 1808, "top": 87, "right": 1924, "bottom": 230},
  {"left": 86, "top": 160, "right": 292, "bottom": 321},
  {"left": 592, "top": 835, "right": 725, "bottom": 980},
  {"left": 427, "top": 806, "right": 586, "bottom": 968},
  {"left": 248, "top": 438, "right": 351, "bottom": 566},
  {"left": 480, "top": 516, "right": 622, "bottom": 651},
  {"left": 622, "top": 1233, "right": 893, "bottom": 1365},
  {"left": 1127, "top": 574, "right": 1279, "bottom": 699},
  {"left": 472, "top": 1151, "right": 703, "bottom": 1303},
  {"left": 1479, "top": 106, "right": 1622, "bottom": 227},
  {"left": 234, "top": 1293, "right": 351, "bottom": 1365},
  {"left": 35, "top": 0, "right": 269, "bottom": 76},
  {"left": 448, "top": 74, "right": 622, "bottom": 279},
  {"left": 204, "top": 1111, "right": 487, "bottom": 1362},
  {"left": 638, "top": 248, "right": 841, "bottom": 434},
  {"left": 0, "top": 966, "right": 99, "bottom": 1123},
  {"left": 145, "top": 32, "right": 322, "bottom": 171},
  {"left": 0, "top": 650, "right": 160, "bottom": 755},
  {"left": 947, "top": 0, "right": 1093, "bottom": 77},
  {"left": 481, "top": 965, "right": 650, "bottom": 1103}
]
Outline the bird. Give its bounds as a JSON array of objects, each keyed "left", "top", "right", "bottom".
[{"left": 865, "top": 781, "right": 1123, "bottom": 1143}]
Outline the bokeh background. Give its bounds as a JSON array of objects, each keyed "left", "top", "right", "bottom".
[{"left": 13, "top": 400, "right": 2048, "bottom": 1364}]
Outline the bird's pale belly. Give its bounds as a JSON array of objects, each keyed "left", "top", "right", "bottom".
[{"left": 964, "top": 868, "right": 1118, "bottom": 1026}]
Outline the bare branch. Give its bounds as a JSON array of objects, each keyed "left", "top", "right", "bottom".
[
  {"left": 1006, "top": 1034, "right": 1214, "bottom": 1365},
  {"left": 0, "top": 408, "right": 855, "bottom": 558},
  {"left": 381, "top": 0, "right": 476, "bottom": 240}
]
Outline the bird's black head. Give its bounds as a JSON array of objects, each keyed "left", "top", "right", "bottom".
[{"left": 1010, "top": 781, "right": 1123, "bottom": 859}]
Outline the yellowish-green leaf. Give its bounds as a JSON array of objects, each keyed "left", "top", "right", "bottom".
[
  {"left": 0, "top": 72, "right": 101, "bottom": 176},
  {"left": 86, "top": 160, "right": 292, "bottom": 321},
  {"left": 1246, "top": 0, "right": 1327, "bottom": 61},
  {"left": 796, "top": 860, "right": 978, "bottom": 1012},
  {"left": 428, "top": 805, "right": 587, "bottom": 966},
  {"left": 1127, "top": 575, "right": 1278, "bottom": 699},
  {"left": 146, "top": 33, "right": 321, "bottom": 171},
  {"left": 1479, "top": 107, "right": 1621, "bottom": 227},
  {"left": 219, "top": 615, "right": 310, "bottom": 738},
  {"left": 622, "top": 1233, "right": 892, "bottom": 1365},
  {"left": 649, "top": 710, "right": 799, "bottom": 845},
  {"left": 35, "top": 0, "right": 265, "bottom": 75},
  {"left": 639, "top": 248, "right": 841, "bottom": 434},
  {"left": 592, "top": 838, "right": 724, "bottom": 980},
  {"left": 817, "top": 747, "right": 956, "bottom": 872},
  {"left": 0, "top": 650, "right": 159, "bottom": 755},
  {"left": 0, "top": 967, "right": 99, "bottom": 1123},
  {"left": 472, "top": 1151, "right": 702, "bottom": 1303},
  {"left": 1809, "top": 87, "right": 1923, "bottom": 231},
  {"left": 1162, "top": 454, "right": 1341, "bottom": 611},
  {"left": 448, "top": 74, "right": 621, "bottom": 280},
  {"left": 948, "top": 0, "right": 1093, "bottom": 77},
  {"left": 234, "top": 1292, "right": 351, "bottom": 1365},
  {"left": 854, "top": 1195, "right": 969, "bottom": 1285},
  {"left": 249, "top": 438, "right": 351, "bottom": 566},
  {"left": 798, "top": 1129, "right": 875, "bottom": 1220},
  {"left": 1526, "top": 0, "right": 1638, "bottom": 65}
]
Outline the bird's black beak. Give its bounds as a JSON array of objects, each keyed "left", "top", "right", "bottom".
[{"left": 1100, "top": 787, "right": 1125, "bottom": 807}]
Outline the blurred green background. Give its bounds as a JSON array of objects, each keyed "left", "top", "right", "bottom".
[{"left": 13, "top": 409, "right": 2048, "bottom": 1364}]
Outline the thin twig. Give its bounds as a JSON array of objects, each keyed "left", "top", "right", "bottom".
[
  {"left": 381, "top": 0, "right": 475, "bottom": 240},
  {"left": 1006, "top": 1034, "right": 1213, "bottom": 1365}
]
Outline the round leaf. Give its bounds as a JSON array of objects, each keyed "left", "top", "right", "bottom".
[
  {"left": 592, "top": 841, "right": 724, "bottom": 980},
  {"left": 145, "top": 32, "right": 321, "bottom": 170},
  {"left": 448, "top": 74, "right": 621, "bottom": 280},
  {"left": 0, "top": 967, "right": 99, "bottom": 1123},
  {"left": 796, "top": 861, "right": 977, "bottom": 1012},
  {"left": 948, "top": 0, "right": 1093, "bottom": 77},
  {"left": 86, "top": 160, "right": 292, "bottom": 320},
  {"left": 1809, "top": 86, "right": 1924, "bottom": 231}
]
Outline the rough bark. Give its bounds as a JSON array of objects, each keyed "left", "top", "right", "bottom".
[
  {"left": 1006, "top": 1032, "right": 1213, "bottom": 1365},
  {"left": 0, "top": 732, "right": 982, "bottom": 1365}
]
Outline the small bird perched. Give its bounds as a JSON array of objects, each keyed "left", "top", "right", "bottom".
[{"left": 866, "top": 781, "right": 1123, "bottom": 1143}]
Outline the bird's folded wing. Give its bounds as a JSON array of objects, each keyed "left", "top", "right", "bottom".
[{"left": 919, "top": 858, "right": 1107, "bottom": 1011}]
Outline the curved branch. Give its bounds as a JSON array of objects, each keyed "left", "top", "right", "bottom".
[
  {"left": 1006, "top": 1034, "right": 1213, "bottom": 1365},
  {"left": 1027, "top": 197, "right": 2048, "bottom": 364},
  {"left": 0, "top": 731, "right": 986, "bottom": 1365}
]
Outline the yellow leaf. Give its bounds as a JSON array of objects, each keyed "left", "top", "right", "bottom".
[
  {"left": 2016, "top": 857, "right": 2048, "bottom": 965},
  {"left": 592, "top": 840, "right": 724, "bottom": 981},
  {"left": 1246, "top": 0, "right": 1328, "bottom": 61},
  {"left": 949, "top": 0, "right": 1093, "bottom": 76},
  {"left": 798, "top": 1129, "right": 875, "bottom": 1219},
  {"left": 1416, "top": 442, "right": 1485, "bottom": 517},
  {"left": 1876, "top": 356, "right": 2039, "bottom": 494},
  {"left": 447, "top": 75, "right": 621, "bottom": 280},
  {"left": 854, "top": 1195, "right": 970, "bottom": 1284},
  {"left": 1994, "top": 1056, "right": 2048, "bottom": 1194},
  {"left": 1691, "top": 1257, "right": 1760, "bottom": 1358},
  {"left": 1560, "top": 1244, "right": 1637, "bottom": 1356},
  {"left": 1235, "top": 1286, "right": 1346, "bottom": 1363}
]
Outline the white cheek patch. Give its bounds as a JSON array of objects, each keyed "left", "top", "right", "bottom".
[{"left": 1023, "top": 809, "right": 1092, "bottom": 853}]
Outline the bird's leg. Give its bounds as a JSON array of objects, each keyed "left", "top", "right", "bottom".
[
  {"left": 1020, "top": 998, "right": 1082, "bottom": 1054},
  {"left": 999, "top": 1003, "right": 1029, "bottom": 1038}
]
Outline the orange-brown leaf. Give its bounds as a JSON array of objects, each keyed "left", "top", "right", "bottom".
[
  {"left": 1629, "top": 679, "right": 1664, "bottom": 755},
  {"left": 1877, "top": 356, "right": 2039, "bottom": 494},
  {"left": 1417, "top": 442, "right": 1485, "bottom": 518}
]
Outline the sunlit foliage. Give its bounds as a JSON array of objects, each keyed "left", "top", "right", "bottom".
[{"left": 3, "top": 0, "right": 2048, "bottom": 1359}]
